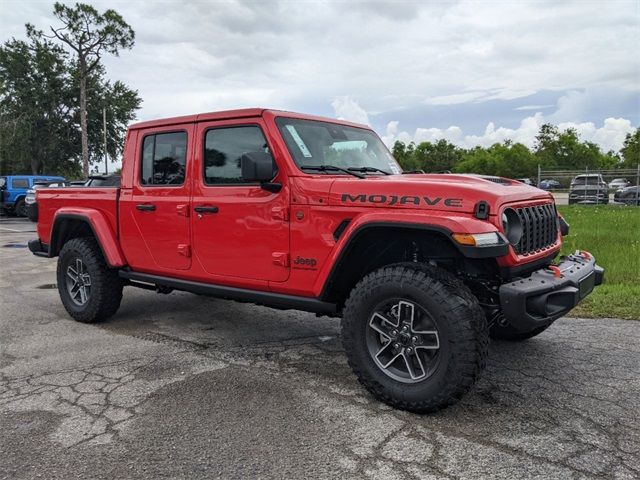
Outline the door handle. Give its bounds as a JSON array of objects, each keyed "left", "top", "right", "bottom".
[
  {"left": 136, "top": 204, "right": 156, "bottom": 211},
  {"left": 194, "top": 205, "right": 219, "bottom": 214}
]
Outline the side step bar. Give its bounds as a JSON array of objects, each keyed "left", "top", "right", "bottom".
[{"left": 119, "top": 271, "right": 337, "bottom": 316}]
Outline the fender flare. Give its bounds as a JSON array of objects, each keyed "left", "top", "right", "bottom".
[
  {"left": 315, "top": 213, "right": 508, "bottom": 298},
  {"left": 50, "top": 209, "right": 126, "bottom": 267}
]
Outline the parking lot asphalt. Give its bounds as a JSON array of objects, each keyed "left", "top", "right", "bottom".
[{"left": 1, "top": 217, "right": 639, "bottom": 480}]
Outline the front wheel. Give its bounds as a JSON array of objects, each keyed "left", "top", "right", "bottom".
[
  {"left": 341, "top": 263, "right": 488, "bottom": 413},
  {"left": 57, "top": 237, "right": 123, "bottom": 323}
]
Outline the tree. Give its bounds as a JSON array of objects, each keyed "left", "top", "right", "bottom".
[
  {"left": 454, "top": 142, "right": 537, "bottom": 179},
  {"left": 0, "top": 24, "right": 140, "bottom": 177},
  {"left": 534, "top": 123, "right": 610, "bottom": 170},
  {"left": 394, "top": 141, "right": 422, "bottom": 170},
  {"left": 0, "top": 35, "right": 78, "bottom": 176},
  {"left": 412, "top": 139, "right": 461, "bottom": 173},
  {"left": 84, "top": 66, "right": 141, "bottom": 164},
  {"left": 392, "top": 140, "right": 461, "bottom": 172},
  {"left": 620, "top": 128, "right": 640, "bottom": 168},
  {"left": 30, "top": 2, "right": 134, "bottom": 176}
]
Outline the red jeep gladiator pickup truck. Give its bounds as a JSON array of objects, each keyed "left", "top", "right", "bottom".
[{"left": 30, "top": 108, "right": 603, "bottom": 412}]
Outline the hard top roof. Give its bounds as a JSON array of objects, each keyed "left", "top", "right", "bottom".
[{"left": 128, "top": 108, "right": 369, "bottom": 130}]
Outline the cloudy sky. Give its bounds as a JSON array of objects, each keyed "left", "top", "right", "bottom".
[{"left": 2, "top": 0, "right": 639, "bottom": 153}]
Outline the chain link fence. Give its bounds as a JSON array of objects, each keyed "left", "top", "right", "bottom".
[{"left": 537, "top": 165, "right": 640, "bottom": 205}]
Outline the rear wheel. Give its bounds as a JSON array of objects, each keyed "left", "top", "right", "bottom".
[
  {"left": 14, "top": 198, "right": 27, "bottom": 217},
  {"left": 341, "top": 263, "right": 488, "bottom": 413},
  {"left": 57, "top": 237, "right": 123, "bottom": 323}
]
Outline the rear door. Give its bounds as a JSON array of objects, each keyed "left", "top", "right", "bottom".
[
  {"left": 191, "top": 118, "right": 290, "bottom": 282},
  {"left": 119, "top": 125, "right": 194, "bottom": 272}
]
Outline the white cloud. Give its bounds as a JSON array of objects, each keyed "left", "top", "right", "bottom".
[
  {"left": 331, "top": 96, "right": 370, "bottom": 125},
  {"left": 2, "top": 0, "right": 637, "bottom": 122},
  {"left": 423, "top": 91, "right": 487, "bottom": 106},
  {"left": 515, "top": 104, "right": 555, "bottom": 111},
  {"left": 382, "top": 115, "right": 634, "bottom": 152},
  {"left": 0, "top": 0, "right": 637, "bottom": 140}
]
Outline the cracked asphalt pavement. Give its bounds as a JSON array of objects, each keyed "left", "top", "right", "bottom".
[{"left": 1, "top": 217, "right": 639, "bottom": 479}]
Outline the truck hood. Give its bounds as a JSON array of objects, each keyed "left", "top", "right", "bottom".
[{"left": 327, "top": 174, "right": 553, "bottom": 214}]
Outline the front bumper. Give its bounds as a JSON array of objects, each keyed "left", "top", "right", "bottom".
[
  {"left": 499, "top": 251, "right": 604, "bottom": 332},
  {"left": 569, "top": 193, "right": 608, "bottom": 204}
]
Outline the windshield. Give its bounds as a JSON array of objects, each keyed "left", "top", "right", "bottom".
[
  {"left": 275, "top": 117, "right": 401, "bottom": 174},
  {"left": 573, "top": 176, "right": 602, "bottom": 185}
]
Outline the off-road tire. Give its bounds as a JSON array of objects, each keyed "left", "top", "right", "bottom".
[
  {"left": 14, "top": 198, "right": 27, "bottom": 217},
  {"left": 341, "top": 263, "right": 488, "bottom": 413},
  {"left": 57, "top": 237, "right": 123, "bottom": 323},
  {"left": 489, "top": 322, "right": 550, "bottom": 341},
  {"left": 26, "top": 204, "right": 38, "bottom": 222}
]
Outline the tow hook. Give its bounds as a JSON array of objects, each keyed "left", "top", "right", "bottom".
[
  {"left": 577, "top": 250, "right": 591, "bottom": 260},
  {"left": 548, "top": 265, "right": 562, "bottom": 278}
]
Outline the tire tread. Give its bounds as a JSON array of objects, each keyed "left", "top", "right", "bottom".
[
  {"left": 341, "top": 262, "right": 488, "bottom": 413},
  {"left": 57, "top": 237, "right": 123, "bottom": 323}
]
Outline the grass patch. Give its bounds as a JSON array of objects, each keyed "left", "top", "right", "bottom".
[{"left": 557, "top": 204, "right": 640, "bottom": 319}]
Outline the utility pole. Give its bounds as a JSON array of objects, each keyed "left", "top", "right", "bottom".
[{"left": 103, "top": 107, "right": 108, "bottom": 175}]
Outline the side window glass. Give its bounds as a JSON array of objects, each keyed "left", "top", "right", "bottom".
[
  {"left": 12, "top": 179, "right": 29, "bottom": 189},
  {"left": 140, "top": 132, "right": 187, "bottom": 186},
  {"left": 204, "top": 126, "right": 270, "bottom": 184}
]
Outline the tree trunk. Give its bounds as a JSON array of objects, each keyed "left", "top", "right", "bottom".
[{"left": 79, "top": 72, "right": 89, "bottom": 177}]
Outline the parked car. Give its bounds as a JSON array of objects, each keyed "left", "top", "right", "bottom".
[
  {"left": 84, "top": 174, "right": 121, "bottom": 187},
  {"left": 517, "top": 178, "right": 534, "bottom": 186},
  {"left": 0, "top": 175, "right": 65, "bottom": 216},
  {"left": 608, "top": 178, "right": 631, "bottom": 190},
  {"left": 25, "top": 181, "right": 70, "bottom": 222},
  {"left": 538, "top": 179, "right": 561, "bottom": 190},
  {"left": 569, "top": 174, "right": 609, "bottom": 204},
  {"left": 613, "top": 186, "right": 640, "bottom": 206},
  {"left": 29, "top": 108, "right": 604, "bottom": 413}
]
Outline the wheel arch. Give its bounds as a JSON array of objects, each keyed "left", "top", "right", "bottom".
[
  {"left": 50, "top": 211, "right": 126, "bottom": 268},
  {"left": 319, "top": 222, "right": 501, "bottom": 308}
]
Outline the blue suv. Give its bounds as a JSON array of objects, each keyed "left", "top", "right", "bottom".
[{"left": 0, "top": 175, "right": 65, "bottom": 217}]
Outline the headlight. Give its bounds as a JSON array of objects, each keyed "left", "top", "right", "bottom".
[
  {"left": 501, "top": 208, "right": 523, "bottom": 246},
  {"left": 452, "top": 232, "right": 504, "bottom": 247}
]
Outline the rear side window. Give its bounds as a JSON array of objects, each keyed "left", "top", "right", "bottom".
[
  {"left": 204, "top": 126, "right": 270, "bottom": 184},
  {"left": 12, "top": 179, "right": 29, "bottom": 189},
  {"left": 140, "top": 132, "right": 187, "bottom": 186}
]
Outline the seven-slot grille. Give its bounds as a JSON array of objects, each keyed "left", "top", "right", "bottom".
[{"left": 513, "top": 203, "right": 558, "bottom": 255}]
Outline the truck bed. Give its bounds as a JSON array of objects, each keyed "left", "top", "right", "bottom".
[{"left": 36, "top": 187, "right": 119, "bottom": 247}]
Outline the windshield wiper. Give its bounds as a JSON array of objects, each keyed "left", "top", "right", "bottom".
[
  {"left": 347, "top": 166, "right": 392, "bottom": 175},
  {"left": 300, "top": 165, "right": 365, "bottom": 179}
]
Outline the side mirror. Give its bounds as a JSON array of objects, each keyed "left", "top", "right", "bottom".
[{"left": 240, "top": 151, "right": 276, "bottom": 183}]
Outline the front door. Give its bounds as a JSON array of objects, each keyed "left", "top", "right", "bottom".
[
  {"left": 120, "top": 125, "right": 193, "bottom": 272},
  {"left": 191, "top": 119, "right": 290, "bottom": 282}
]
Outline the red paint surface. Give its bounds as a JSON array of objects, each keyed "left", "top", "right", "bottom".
[{"left": 37, "top": 109, "right": 562, "bottom": 297}]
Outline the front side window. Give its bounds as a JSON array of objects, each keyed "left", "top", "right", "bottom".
[
  {"left": 275, "top": 117, "right": 402, "bottom": 175},
  {"left": 204, "top": 126, "right": 271, "bottom": 184},
  {"left": 141, "top": 132, "right": 187, "bottom": 186}
]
